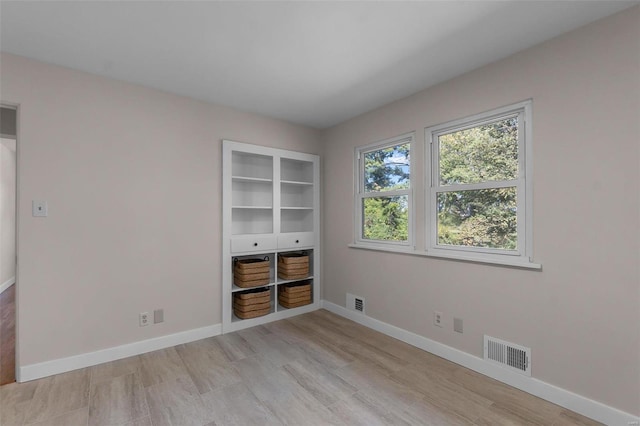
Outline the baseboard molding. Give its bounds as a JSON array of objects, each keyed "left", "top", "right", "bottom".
[
  {"left": 18, "top": 323, "right": 222, "bottom": 382},
  {"left": 0, "top": 276, "right": 15, "bottom": 294},
  {"left": 321, "top": 300, "right": 639, "bottom": 426}
]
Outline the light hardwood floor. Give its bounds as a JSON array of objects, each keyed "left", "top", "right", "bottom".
[
  {"left": 0, "top": 309, "right": 601, "bottom": 426},
  {"left": 0, "top": 284, "right": 16, "bottom": 385}
]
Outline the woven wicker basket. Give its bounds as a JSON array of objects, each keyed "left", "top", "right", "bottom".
[
  {"left": 277, "top": 253, "right": 309, "bottom": 280},
  {"left": 234, "top": 257, "right": 270, "bottom": 288},
  {"left": 233, "top": 287, "right": 271, "bottom": 319},
  {"left": 278, "top": 281, "right": 311, "bottom": 309}
]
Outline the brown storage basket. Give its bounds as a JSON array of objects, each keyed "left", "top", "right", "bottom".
[
  {"left": 277, "top": 253, "right": 309, "bottom": 280},
  {"left": 233, "top": 287, "right": 271, "bottom": 319},
  {"left": 234, "top": 257, "right": 270, "bottom": 288},
  {"left": 278, "top": 281, "right": 311, "bottom": 309}
]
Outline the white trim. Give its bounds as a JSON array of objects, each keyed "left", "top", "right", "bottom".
[
  {"left": 0, "top": 276, "right": 15, "bottom": 294},
  {"left": 425, "top": 99, "right": 533, "bottom": 262},
  {"left": 18, "top": 323, "right": 222, "bottom": 382},
  {"left": 347, "top": 243, "right": 541, "bottom": 270},
  {"left": 223, "top": 303, "right": 318, "bottom": 334},
  {"left": 321, "top": 300, "right": 639, "bottom": 426},
  {"left": 354, "top": 132, "right": 414, "bottom": 248},
  {"left": 221, "top": 140, "right": 321, "bottom": 334}
]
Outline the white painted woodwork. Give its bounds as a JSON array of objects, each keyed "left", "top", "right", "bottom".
[{"left": 222, "top": 140, "right": 320, "bottom": 333}]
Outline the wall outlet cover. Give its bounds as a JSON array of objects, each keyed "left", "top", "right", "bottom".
[
  {"left": 434, "top": 311, "right": 443, "bottom": 327},
  {"left": 139, "top": 312, "right": 149, "bottom": 327}
]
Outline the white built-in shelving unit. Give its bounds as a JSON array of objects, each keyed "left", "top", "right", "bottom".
[{"left": 222, "top": 140, "right": 320, "bottom": 333}]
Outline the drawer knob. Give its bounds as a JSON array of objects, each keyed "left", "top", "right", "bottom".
[
  {"left": 253, "top": 242, "right": 258, "bottom": 247},
  {"left": 295, "top": 240, "right": 299, "bottom": 243}
]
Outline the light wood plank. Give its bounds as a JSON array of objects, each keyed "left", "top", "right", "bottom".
[
  {"left": 145, "top": 375, "right": 214, "bottom": 426},
  {"left": 175, "top": 338, "right": 242, "bottom": 394},
  {"left": 216, "top": 333, "right": 256, "bottom": 362},
  {"left": 90, "top": 355, "right": 142, "bottom": 384},
  {"left": 23, "top": 368, "right": 90, "bottom": 425},
  {"left": 139, "top": 348, "right": 188, "bottom": 388},
  {"left": 89, "top": 372, "right": 148, "bottom": 426},
  {"left": 29, "top": 407, "right": 89, "bottom": 426},
  {"left": 282, "top": 356, "right": 357, "bottom": 407},
  {"left": 0, "top": 310, "right": 603, "bottom": 426},
  {"left": 0, "top": 380, "right": 38, "bottom": 426},
  {"left": 327, "top": 391, "right": 412, "bottom": 426},
  {"left": 200, "top": 382, "right": 280, "bottom": 426}
]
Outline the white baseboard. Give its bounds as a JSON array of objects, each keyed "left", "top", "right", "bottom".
[
  {"left": 321, "top": 300, "right": 639, "bottom": 426},
  {"left": 18, "top": 323, "right": 222, "bottom": 382},
  {"left": 0, "top": 276, "right": 15, "bottom": 294}
]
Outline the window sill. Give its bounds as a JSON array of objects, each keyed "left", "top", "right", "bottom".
[{"left": 348, "top": 243, "right": 542, "bottom": 270}]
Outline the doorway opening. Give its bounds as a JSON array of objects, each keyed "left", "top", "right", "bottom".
[{"left": 0, "top": 105, "right": 17, "bottom": 385}]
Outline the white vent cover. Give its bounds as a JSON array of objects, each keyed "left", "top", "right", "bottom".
[
  {"left": 484, "top": 335, "right": 531, "bottom": 376},
  {"left": 346, "top": 293, "right": 365, "bottom": 314}
]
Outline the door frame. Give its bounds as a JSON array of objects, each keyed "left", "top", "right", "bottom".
[{"left": 1, "top": 102, "right": 20, "bottom": 382}]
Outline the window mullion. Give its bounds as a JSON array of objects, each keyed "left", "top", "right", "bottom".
[
  {"left": 362, "top": 189, "right": 410, "bottom": 198},
  {"left": 435, "top": 179, "right": 519, "bottom": 192}
]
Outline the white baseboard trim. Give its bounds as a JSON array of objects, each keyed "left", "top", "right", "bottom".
[
  {"left": 0, "top": 276, "right": 15, "bottom": 294},
  {"left": 18, "top": 323, "right": 222, "bottom": 383},
  {"left": 321, "top": 300, "right": 639, "bottom": 426}
]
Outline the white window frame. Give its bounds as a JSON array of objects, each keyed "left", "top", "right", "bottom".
[
  {"left": 425, "top": 100, "right": 533, "bottom": 264},
  {"left": 354, "top": 132, "right": 414, "bottom": 249}
]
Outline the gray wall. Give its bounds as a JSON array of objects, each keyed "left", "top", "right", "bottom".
[{"left": 321, "top": 7, "right": 639, "bottom": 416}]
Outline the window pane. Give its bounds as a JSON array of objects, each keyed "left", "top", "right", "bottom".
[
  {"left": 364, "top": 143, "right": 410, "bottom": 192},
  {"left": 439, "top": 117, "right": 518, "bottom": 185},
  {"left": 437, "top": 188, "right": 517, "bottom": 250},
  {"left": 362, "top": 196, "right": 408, "bottom": 241}
]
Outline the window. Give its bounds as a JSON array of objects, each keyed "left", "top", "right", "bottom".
[
  {"left": 355, "top": 133, "right": 413, "bottom": 247},
  {"left": 426, "top": 100, "right": 532, "bottom": 263},
  {"left": 350, "top": 101, "right": 537, "bottom": 268}
]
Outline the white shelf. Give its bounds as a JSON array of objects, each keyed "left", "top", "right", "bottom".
[
  {"left": 281, "top": 158, "right": 313, "bottom": 183},
  {"left": 281, "top": 180, "right": 313, "bottom": 186},
  {"left": 232, "top": 206, "right": 273, "bottom": 209},
  {"left": 232, "top": 151, "right": 272, "bottom": 180},
  {"left": 232, "top": 282, "right": 276, "bottom": 293},
  {"left": 281, "top": 182, "right": 313, "bottom": 209},
  {"left": 232, "top": 180, "right": 272, "bottom": 207},
  {"left": 276, "top": 275, "right": 314, "bottom": 285},
  {"left": 232, "top": 176, "right": 272, "bottom": 183},
  {"left": 223, "top": 140, "right": 320, "bottom": 333},
  {"left": 281, "top": 209, "right": 313, "bottom": 233},
  {"left": 231, "top": 209, "right": 273, "bottom": 235}
]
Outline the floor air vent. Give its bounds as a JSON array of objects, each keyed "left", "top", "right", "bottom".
[
  {"left": 346, "top": 293, "right": 365, "bottom": 314},
  {"left": 484, "top": 335, "right": 531, "bottom": 376}
]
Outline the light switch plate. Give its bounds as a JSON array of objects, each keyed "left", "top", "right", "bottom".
[
  {"left": 154, "top": 309, "right": 164, "bottom": 324},
  {"left": 454, "top": 317, "right": 463, "bottom": 333},
  {"left": 32, "top": 200, "right": 48, "bottom": 217}
]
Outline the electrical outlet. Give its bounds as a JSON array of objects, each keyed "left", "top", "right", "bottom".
[
  {"left": 434, "top": 311, "right": 443, "bottom": 327},
  {"left": 139, "top": 312, "right": 149, "bottom": 327}
]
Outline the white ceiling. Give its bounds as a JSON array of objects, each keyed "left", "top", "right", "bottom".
[{"left": 1, "top": 1, "right": 636, "bottom": 129}]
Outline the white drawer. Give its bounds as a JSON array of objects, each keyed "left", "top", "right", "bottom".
[
  {"left": 231, "top": 235, "right": 277, "bottom": 253},
  {"left": 277, "top": 232, "right": 314, "bottom": 249}
]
